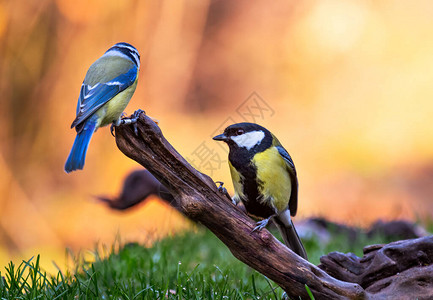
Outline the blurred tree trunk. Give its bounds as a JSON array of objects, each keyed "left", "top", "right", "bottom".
[{"left": 114, "top": 112, "right": 432, "bottom": 299}]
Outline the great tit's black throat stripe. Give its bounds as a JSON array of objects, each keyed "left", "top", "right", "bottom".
[
  {"left": 242, "top": 171, "right": 276, "bottom": 220},
  {"left": 229, "top": 149, "right": 275, "bottom": 220}
]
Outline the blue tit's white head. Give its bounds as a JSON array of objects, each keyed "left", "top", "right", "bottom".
[{"left": 103, "top": 42, "right": 141, "bottom": 69}]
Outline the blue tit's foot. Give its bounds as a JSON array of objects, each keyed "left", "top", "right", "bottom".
[
  {"left": 114, "top": 109, "right": 145, "bottom": 136},
  {"left": 111, "top": 112, "right": 132, "bottom": 136},
  {"left": 130, "top": 109, "right": 145, "bottom": 135},
  {"left": 131, "top": 109, "right": 145, "bottom": 120},
  {"left": 252, "top": 217, "right": 272, "bottom": 232}
]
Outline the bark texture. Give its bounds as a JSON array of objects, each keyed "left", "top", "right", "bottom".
[{"left": 319, "top": 236, "right": 433, "bottom": 300}]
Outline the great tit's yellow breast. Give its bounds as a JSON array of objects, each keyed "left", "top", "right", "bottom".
[
  {"left": 252, "top": 146, "right": 292, "bottom": 212},
  {"left": 228, "top": 161, "right": 245, "bottom": 202}
]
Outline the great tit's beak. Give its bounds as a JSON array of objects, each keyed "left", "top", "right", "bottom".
[{"left": 213, "top": 133, "right": 228, "bottom": 142}]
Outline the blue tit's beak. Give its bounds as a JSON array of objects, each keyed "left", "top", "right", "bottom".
[{"left": 213, "top": 133, "right": 228, "bottom": 142}]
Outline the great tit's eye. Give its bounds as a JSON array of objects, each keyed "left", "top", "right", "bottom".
[{"left": 236, "top": 129, "right": 244, "bottom": 135}]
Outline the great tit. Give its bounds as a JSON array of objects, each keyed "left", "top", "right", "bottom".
[
  {"left": 65, "top": 42, "right": 140, "bottom": 173},
  {"left": 213, "top": 123, "right": 308, "bottom": 260}
]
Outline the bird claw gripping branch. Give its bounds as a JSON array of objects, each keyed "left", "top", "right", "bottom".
[
  {"left": 216, "top": 181, "right": 236, "bottom": 205},
  {"left": 111, "top": 109, "right": 145, "bottom": 136}
]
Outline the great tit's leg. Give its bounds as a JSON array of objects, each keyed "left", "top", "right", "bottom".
[
  {"left": 252, "top": 216, "right": 274, "bottom": 232},
  {"left": 216, "top": 181, "right": 236, "bottom": 204},
  {"left": 216, "top": 181, "right": 228, "bottom": 195},
  {"left": 231, "top": 197, "right": 239, "bottom": 206},
  {"left": 252, "top": 211, "right": 280, "bottom": 232}
]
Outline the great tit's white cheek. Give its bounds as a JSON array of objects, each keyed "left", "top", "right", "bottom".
[{"left": 231, "top": 130, "right": 265, "bottom": 150}]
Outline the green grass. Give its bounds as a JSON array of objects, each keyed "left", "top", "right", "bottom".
[{"left": 0, "top": 226, "right": 423, "bottom": 299}]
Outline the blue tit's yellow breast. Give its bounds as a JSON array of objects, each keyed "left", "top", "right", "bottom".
[
  {"left": 252, "top": 146, "right": 292, "bottom": 212},
  {"left": 86, "top": 55, "right": 139, "bottom": 128},
  {"left": 96, "top": 77, "right": 138, "bottom": 127}
]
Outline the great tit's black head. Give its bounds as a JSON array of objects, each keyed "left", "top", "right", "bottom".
[{"left": 213, "top": 123, "right": 272, "bottom": 153}]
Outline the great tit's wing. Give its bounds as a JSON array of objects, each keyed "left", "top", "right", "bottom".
[
  {"left": 276, "top": 145, "right": 299, "bottom": 216},
  {"left": 71, "top": 66, "right": 138, "bottom": 131}
]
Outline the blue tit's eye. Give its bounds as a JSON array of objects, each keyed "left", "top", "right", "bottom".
[{"left": 236, "top": 129, "right": 244, "bottom": 135}]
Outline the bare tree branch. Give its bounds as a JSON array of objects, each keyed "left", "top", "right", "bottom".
[{"left": 114, "top": 113, "right": 366, "bottom": 299}]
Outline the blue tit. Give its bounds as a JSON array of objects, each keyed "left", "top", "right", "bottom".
[
  {"left": 213, "top": 123, "right": 308, "bottom": 260},
  {"left": 65, "top": 42, "right": 140, "bottom": 173}
]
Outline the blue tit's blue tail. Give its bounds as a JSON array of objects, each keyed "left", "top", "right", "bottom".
[{"left": 65, "top": 118, "right": 97, "bottom": 173}]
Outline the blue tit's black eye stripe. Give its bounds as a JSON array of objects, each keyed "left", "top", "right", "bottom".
[
  {"left": 115, "top": 42, "right": 135, "bottom": 48},
  {"left": 114, "top": 47, "right": 139, "bottom": 66},
  {"left": 115, "top": 43, "right": 140, "bottom": 57},
  {"left": 106, "top": 43, "right": 140, "bottom": 67}
]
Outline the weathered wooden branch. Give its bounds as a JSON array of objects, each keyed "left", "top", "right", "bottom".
[
  {"left": 98, "top": 176, "right": 427, "bottom": 243},
  {"left": 113, "top": 112, "right": 433, "bottom": 298},
  {"left": 114, "top": 113, "right": 365, "bottom": 299}
]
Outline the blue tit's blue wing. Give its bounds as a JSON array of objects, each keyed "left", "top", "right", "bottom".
[
  {"left": 276, "top": 145, "right": 299, "bottom": 216},
  {"left": 72, "top": 66, "right": 138, "bottom": 130}
]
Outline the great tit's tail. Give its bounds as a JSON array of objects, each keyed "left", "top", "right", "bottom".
[
  {"left": 65, "top": 118, "right": 97, "bottom": 173},
  {"left": 274, "top": 214, "right": 308, "bottom": 260}
]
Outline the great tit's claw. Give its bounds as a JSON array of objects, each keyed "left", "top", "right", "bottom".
[
  {"left": 252, "top": 218, "right": 270, "bottom": 232},
  {"left": 216, "top": 181, "right": 227, "bottom": 194},
  {"left": 216, "top": 181, "right": 233, "bottom": 203}
]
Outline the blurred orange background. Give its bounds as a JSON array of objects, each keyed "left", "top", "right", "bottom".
[{"left": 1, "top": 0, "right": 433, "bottom": 272}]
